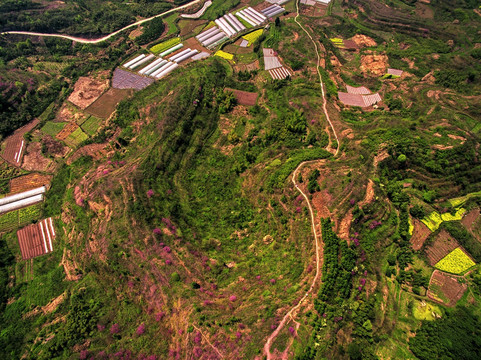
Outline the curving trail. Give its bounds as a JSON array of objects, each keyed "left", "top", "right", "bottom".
[
  {"left": 0, "top": 0, "right": 203, "bottom": 44},
  {"left": 263, "top": 1, "right": 339, "bottom": 358}
]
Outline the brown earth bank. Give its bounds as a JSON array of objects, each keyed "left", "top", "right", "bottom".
[
  {"left": 67, "top": 72, "right": 110, "bottom": 109},
  {"left": 427, "top": 270, "right": 467, "bottom": 306}
]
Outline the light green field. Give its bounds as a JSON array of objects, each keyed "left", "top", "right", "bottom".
[
  {"left": 413, "top": 300, "right": 442, "bottom": 321},
  {"left": 41, "top": 121, "right": 66, "bottom": 137},
  {"left": 64, "top": 127, "right": 89, "bottom": 148},
  {"left": 81, "top": 116, "right": 102, "bottom": 136}
]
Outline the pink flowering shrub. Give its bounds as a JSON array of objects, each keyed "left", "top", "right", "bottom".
[
  {"left": 229, "top": 295, "right": 237, "bottom": 302},
  {"left": 153, "top": 228, "right": 162, "bottom": 235},
  {"left": 155, "top": 312, "right": 165, "bottom": 321},
  {"left": 270, "top": 278, "right": 276, "bottom": 284},
  {"left": 163, "top": 246, "right": 171, "bottom": 253},
  {"left": 165, "top": 259, "right": 172, "bottom": 265},
  {"left": 136, "top": 324, "right": 146, "bottom": 335},
  {"left": 110, "top": 323, "right": 120, "bottom": 334},
  {"left": 194, "top": 331, "right": 202, "bottom": 344},
  {"left": 288, "top": 326, "right": 296, "bottom": 336},
  {"left": 256, "top": 275, "right": 261, "bottom": 280},
  {"left": 97, "top": 324, "right": 105, "bottom": 332},
  {"left": 79, "top": 350, "right": 88, "bottom": 360},
  {"left": 147, "top": 189, "right": 154, "bottom": 198}
]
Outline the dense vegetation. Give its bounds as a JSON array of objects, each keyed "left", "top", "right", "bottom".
[
  {"left": 0, "top": 0, "right": 173, "bottom": 35},
  {"left": 0, "top": 0, "right": 481, "bottom": 358}
]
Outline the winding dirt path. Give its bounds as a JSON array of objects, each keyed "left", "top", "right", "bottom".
[
  {"left": 0, "top": 0, "right": 203, "bottom": 44},
  {"left": 263, "top": 1, "right": 340, "bottom": 358}
]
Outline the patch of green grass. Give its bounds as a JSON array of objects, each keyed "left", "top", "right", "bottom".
[
  {"left": 41, "top": 122, "right": 66, "bottom": 137},
  {"left": 80, "top": 116, "right": 102, "bottom": 136},
  {"left": 164, "top": 13, "right": 179, "bottom": 36},
  {"left": 64, "top": 127, "right": 89, "bottom": 148},
  {"left": 412, "top": 300, "right": 442, "bottom": 321}
]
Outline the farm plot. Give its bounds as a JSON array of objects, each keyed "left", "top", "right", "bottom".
[
  {"left": 40, "top": 122, "right": 66, "bottom": 137},
  {"left": 425, "top": 230, "right": 459, "bottom": 266},
  {"left": 55, "top": 122, "right": 79, "bottom": 142},
  {"left": 1, "top": 119, "right": 39, "bottom": 166},
  {"left": 427, "top": 270, "right": 467, "bottom": 306},
  {"left": 10, "top": 173, "right": 52, "bottom": 194},
  {"left": 67, "top": 75, "right": 109, "bottom": 109},
  {"left": 22, "top": 142, "right": 52, "bottom": 172},
  {"left": 422, "top": 208, "right": 466, "bottom": 232},
  {"left": 461, "top": 208, "right": 481, "bottom": 241},
  {"left": 0, "top": 204, "right": 42, "bottom": 232},
  {"left": 242, "top": 29, "right": 263, "bottom": 45},
  {"left": 85, "top": 88, "right": 132, "bottom": 119},
  {"left": 434, "top": 247, "right": 475, "bottom": 274},
  {"left": 80, "top": 116, "right": 102, "bottom": 136},
  {"left": 0, "top": 160, "right": 25, "bottom": 193},
  {"left": 17, "top": 218, "right": 56, "bottom": 260},
  {"left": 112, "top": 68, "right": 155, "bottom": 90},
  {"left": 64, "top": 127, "right": 89, "bottom": 148},
  {"left": 150, "top": 37, "right": 181, "bottom": 54},
  {"left": 410, "top": 218, "right": 431, "bottom": 251},
  {"left": 225, "top": 88, "right": 258, "bottom": 106}
]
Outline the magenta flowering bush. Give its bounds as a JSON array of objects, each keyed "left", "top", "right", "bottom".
[
  {"left": 270, "top": 278, "right": 276, "bottom": 284},
  {"left": 155, "top": 312, "right": 165, "bottom": 321},
  {"left": 110, "top": 323, "right": 120, "bottom": 334},
  {"left": 147, "top": 189, "right": 154, "bottom": 198},
  {"left": 194, "top": 331, "right": 202, "bottom": 344},
  {"left": 97, "top": 323, "right": 105, "bottom": 331},
  {"left": 229, "top": 295, "right": 237, "bottom": 302},
  {"left": 163, "top": 246, "right": 171, "bottom": 253},
  {"left": 288, "top": 326, "right": 296, "bottom": 336},
  {"left": 79, "top": 350, "right": 88, "bottom": 360},
  {"left": 165, "top": 259, "right": 172, "bottom": 265},
  {"left": 153, "top": 228, "right": 162, "bottom": 235},
  {"left": 136, "top": 324, "right": 146, "bottom": 335}
]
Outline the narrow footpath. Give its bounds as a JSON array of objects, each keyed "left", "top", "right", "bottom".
[{"left": 263, "top": 0, "right": 340, "bottom": 358}]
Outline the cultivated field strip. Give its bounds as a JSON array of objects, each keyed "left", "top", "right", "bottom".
[
  {"left": 1, "top": 119, "right": 39, "bottom": 166},
  {"left": 17, "top": 217, "right": 56, "bottom": 260}
]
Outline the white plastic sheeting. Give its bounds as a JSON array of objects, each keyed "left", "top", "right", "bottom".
[
  {"left": 159, "top": 43, "right": 184, "bottom": 57},
  {"left": 123, "top": 54, "right": 145, "bottom": 68},
  {"left": 174, "top": 49, "right": 199, "bottom": 63},
  {"left": 138, "top": 57, "right": 163, "bottom": 75},
  {"left": 150, "top": 61, "right": 172, "bottom": 77},
  {"left": 0, "top": 186, "right": 46, "bottom": 206},
  {"left": 155, "top": 63, "right": 179, "bottom": 79},
  {"left": 129, "top": 54, "right": 155, "bottom": 69},
  {"left": 0, "top": 194, "right": 43, "bottom": 214}
]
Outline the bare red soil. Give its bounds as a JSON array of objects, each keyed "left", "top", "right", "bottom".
[
  {"left": 9, "top": 173, "right": 52, "bottom": 194},
  {"left": 1, "top": 119, "right": 39, "bottom": 166},
  {"left": 425, "top": 230, "right": 459, "bottom": 266},
  {"left": 427, "top": 269, "right": 467, "bottom": 306},
  {"left": 225, "top": 88, "right": 258, "bottom": 106},
  {"left": 410, "top": 218, "right": 431, "bottom": 251}
]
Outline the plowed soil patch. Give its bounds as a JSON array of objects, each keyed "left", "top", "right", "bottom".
[
  {"left": 10, "top": 173, "right": 52, "bottom": 194},
  {"left": 22, "top": 142, "right": 51, "bottom": 172},
  {"left": 56, "top": 122, "right": 79, "bottom": 141},
  {"left": 85, "top": 88, "right": 132, "bottom": 119},
  {"left": 427, "top": 269, "right": 467, "bottom": 306},
  {"left": 225, "top": 88, "right": 258, "bottom": 106},
  {"left": 461, "top": 208, "right": 480, "bottom": 241},
  {"left": 17, "top": 218, "right": 56, "bottom": 260},
  {"left": 425, "top": 230, "right": 459, "bottom": 266},
  {"left": 67, "top": 143, "right": 109, "bottom": 165},
  {"left": 410, "top": 219, "right": 431, "bottom": 251},
  {"left": 1, "top": 119, "right": 39, "bottom": 166},
  {"left": 67, "top": 76, "right": 109, "bottom": 109}
]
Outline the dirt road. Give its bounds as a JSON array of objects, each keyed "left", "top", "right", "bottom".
[{"left": 263, "top": 0, "right": 340, "bottom": 358}]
